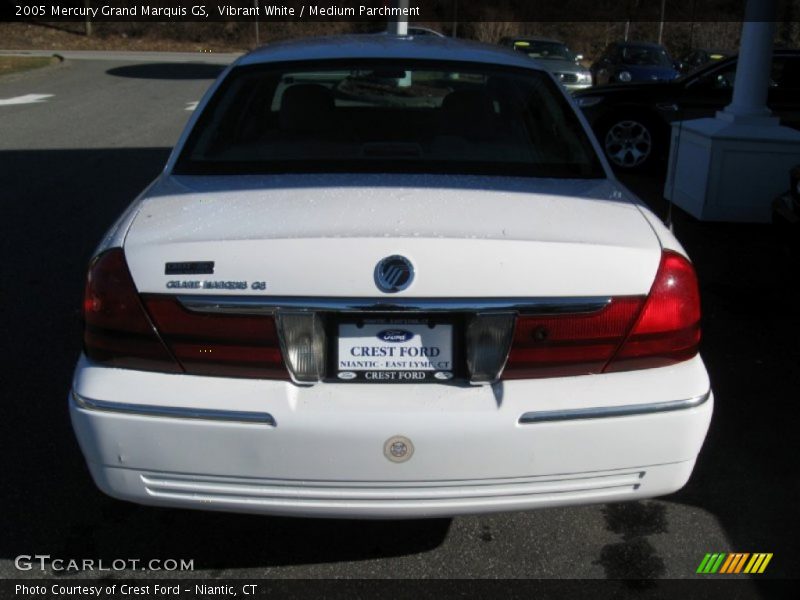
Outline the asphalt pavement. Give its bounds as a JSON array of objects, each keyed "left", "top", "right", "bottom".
[{"left": 0, "top": 53, "right": 796, "bottom": 587}]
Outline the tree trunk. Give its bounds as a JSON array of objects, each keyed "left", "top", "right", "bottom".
[{"left": 84, "top": 0, "right": 92, "bottom": 37}]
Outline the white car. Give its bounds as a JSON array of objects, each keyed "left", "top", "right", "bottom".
[{"left": 71, "top": 35, "right": 712, "bottom": 518}]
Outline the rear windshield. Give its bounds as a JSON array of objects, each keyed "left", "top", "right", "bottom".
[
  {"left": 621, "top": 46, "right": 672, "bottom": 67},
  {"left": 174, "top": 59, "right": 604, "bottom": 179}
]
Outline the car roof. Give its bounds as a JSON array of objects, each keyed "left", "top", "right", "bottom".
[
  {"left": 691, "top": 48, "right": 733, "bottom": 54},
  {"left": 507, "top": 37, "right": 565, "bottom": 44},
  {"left": 772, "top": 46, "right": 800, "bottom": 54},
  {"left": 691, "top": 48, "right": 798, "bottom": 56},
  {"left": 407, "top": 26, "right": 445, "bottom": 37},
  {"left": 615, "top": 41, "right": 667, "bottom": 49},
  {"left": 238, "top": 34, "right": 540, "bottom": 70},
  {"left": 690, "top": 47, "right": 800, "bottom": 68}
]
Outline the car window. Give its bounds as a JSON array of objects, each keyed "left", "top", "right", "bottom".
[
  {"left": 620, "top": 46, "right": 672, "bottom": 67},
  {"left": 690, "top": 56, "right": 800, "bottom": 91},
  {"left": 176, "top": 60, "right": 604, "bottom": 179},
  {"left": 692, "top": 62, "right": 737, "bottom": 90},
  {"left": 771, "top": 57, "right": 800, "bottom": 89}
]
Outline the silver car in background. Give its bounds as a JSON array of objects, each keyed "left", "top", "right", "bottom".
[{"left": 501, "top": 37, "right": 592, "bottom": 92}]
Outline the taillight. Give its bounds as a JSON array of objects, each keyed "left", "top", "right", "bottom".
[
  {"left": 83, "top": 249, "right": 181, "bottom": 372},
  {"left": 502, "top": 250, "right": 700, "bottom": 379},
  {"left": 605, "top": 250, "right": 701, "bottom": 372},
  {"left": 83, "top": 248, "right": 288, "bottom": 380},
  {"left": 143, "top": 296, "right": 289, "bottom": 380},
  {"left": 503, "top": 297, "right": 645, "bottom": 379}
]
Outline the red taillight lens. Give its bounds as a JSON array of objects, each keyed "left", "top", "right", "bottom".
[
  {"left": 142, "top": 296, "right": 289, "bottom": 380},
  {"left": 503, "top": 297, "right": 645, "bottom": 379},
  {"left": 83, "top": 249, "right": 181, "bottom": 372},
  {"left": 83, "top": 248, "right": 288, "bottom": 380},
  {"left": 502, "top": 250, "right": 701, "bottom": 379},
  {"left": 605, "top": 250, "right": 701, "bottom": 372}
]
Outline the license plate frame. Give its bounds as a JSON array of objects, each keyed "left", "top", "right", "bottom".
[{"left": 330, "top": 316, "right": 459, "bottom": 383}]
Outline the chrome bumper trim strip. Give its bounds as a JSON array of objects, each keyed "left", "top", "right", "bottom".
[
  {"left": 518, "top": 391, "right": 711, "bottom": 424},
  {"left": 177, "top": 295, "right": 612, "bottom": 315},
  {"left": 71, "top": 391, "right": 276, "bottom": 426}
]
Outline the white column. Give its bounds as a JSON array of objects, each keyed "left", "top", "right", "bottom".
[
  {"left": 719, "top": 0, "right": 777, "bottom": 124},
  {"left": 663, "top": 0, "right": 800, "bottom": 223},
  {"left": 387, "top": 0, "right": 412, "bottom": 88},
  {"left": 386, "top": 0, "right": 409, "bottom": 36}
]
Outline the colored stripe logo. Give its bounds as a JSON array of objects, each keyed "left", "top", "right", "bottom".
[{"left": 697, "top": 553, "right": 773, "bottom": 574}]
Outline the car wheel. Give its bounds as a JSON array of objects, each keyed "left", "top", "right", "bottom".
[{"left": 601, "top": 117, "right": 656, "bottom": 170}]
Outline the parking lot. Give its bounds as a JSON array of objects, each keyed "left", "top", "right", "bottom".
[{"left": 0, "top": 54, "right": 797, "bottom": 583}]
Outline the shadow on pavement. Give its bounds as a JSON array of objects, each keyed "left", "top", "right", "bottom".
[
  {"left": 0, "top": 148, "right": 450, "bottom": 572},
  {"left": 106, "top": 63, "right": 227, "bottom": 80}
]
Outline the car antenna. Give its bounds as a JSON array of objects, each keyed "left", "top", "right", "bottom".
[
  {"left": 664, "top": 2, "right": 697, "bottom": 232},
  {"left": 664, "top": 116, "right": 684, "bottom": 233}
]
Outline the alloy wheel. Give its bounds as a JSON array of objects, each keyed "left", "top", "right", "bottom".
[{"left": 604, "top": 119, "right": 653, "bottom": 168}]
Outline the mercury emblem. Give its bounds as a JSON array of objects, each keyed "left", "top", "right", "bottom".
[{"left": 375, "top": 255, "right": 414, "bottom": 293}]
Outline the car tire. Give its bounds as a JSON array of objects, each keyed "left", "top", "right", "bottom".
[{"left": 599, "top": 114, "right": 662, "bottom": 171}]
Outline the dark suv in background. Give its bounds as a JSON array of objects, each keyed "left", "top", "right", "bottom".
[{"left": 591, "top": 41, "right": 681, "bottom": 86}]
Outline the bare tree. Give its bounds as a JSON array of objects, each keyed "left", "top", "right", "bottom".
[{"left": 466, "top": 19, "right": 519, "bottom": 44}]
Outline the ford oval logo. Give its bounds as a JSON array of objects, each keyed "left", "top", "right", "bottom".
[
  {"left": 375, "top": 255, "right": 414, "bottom": 293},
  {"left": 377, "top": 329, "right": 414, "bottom": 343}
]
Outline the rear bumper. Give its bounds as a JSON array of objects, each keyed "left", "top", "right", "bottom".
[{"left": 70, "top": 354, "right": 713, "bottom": 518}]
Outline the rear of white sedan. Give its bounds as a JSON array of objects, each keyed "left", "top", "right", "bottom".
[{"left": 70, "top": 36, "right": 712, "bottom": 518}]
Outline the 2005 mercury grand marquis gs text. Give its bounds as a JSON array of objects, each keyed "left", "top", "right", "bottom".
[{"left": 70, "top": 35, "right": 712, "bottom": 518}]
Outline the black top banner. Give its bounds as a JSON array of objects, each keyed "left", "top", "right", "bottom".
[{"left": 2, "top": 0, "right": 797, "bottom": 22}]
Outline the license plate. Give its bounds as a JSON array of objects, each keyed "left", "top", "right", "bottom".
[{"left": 336, "top": 320, "right": 454, "bottom": 382}]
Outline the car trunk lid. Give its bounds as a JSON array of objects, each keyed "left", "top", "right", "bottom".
[{"left": 123, "top": 173, "right": 662, "bottom": 297}]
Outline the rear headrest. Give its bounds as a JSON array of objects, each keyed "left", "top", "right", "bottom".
[{"left": 279, "top": 84, "right": 335, "bottom": 133}]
